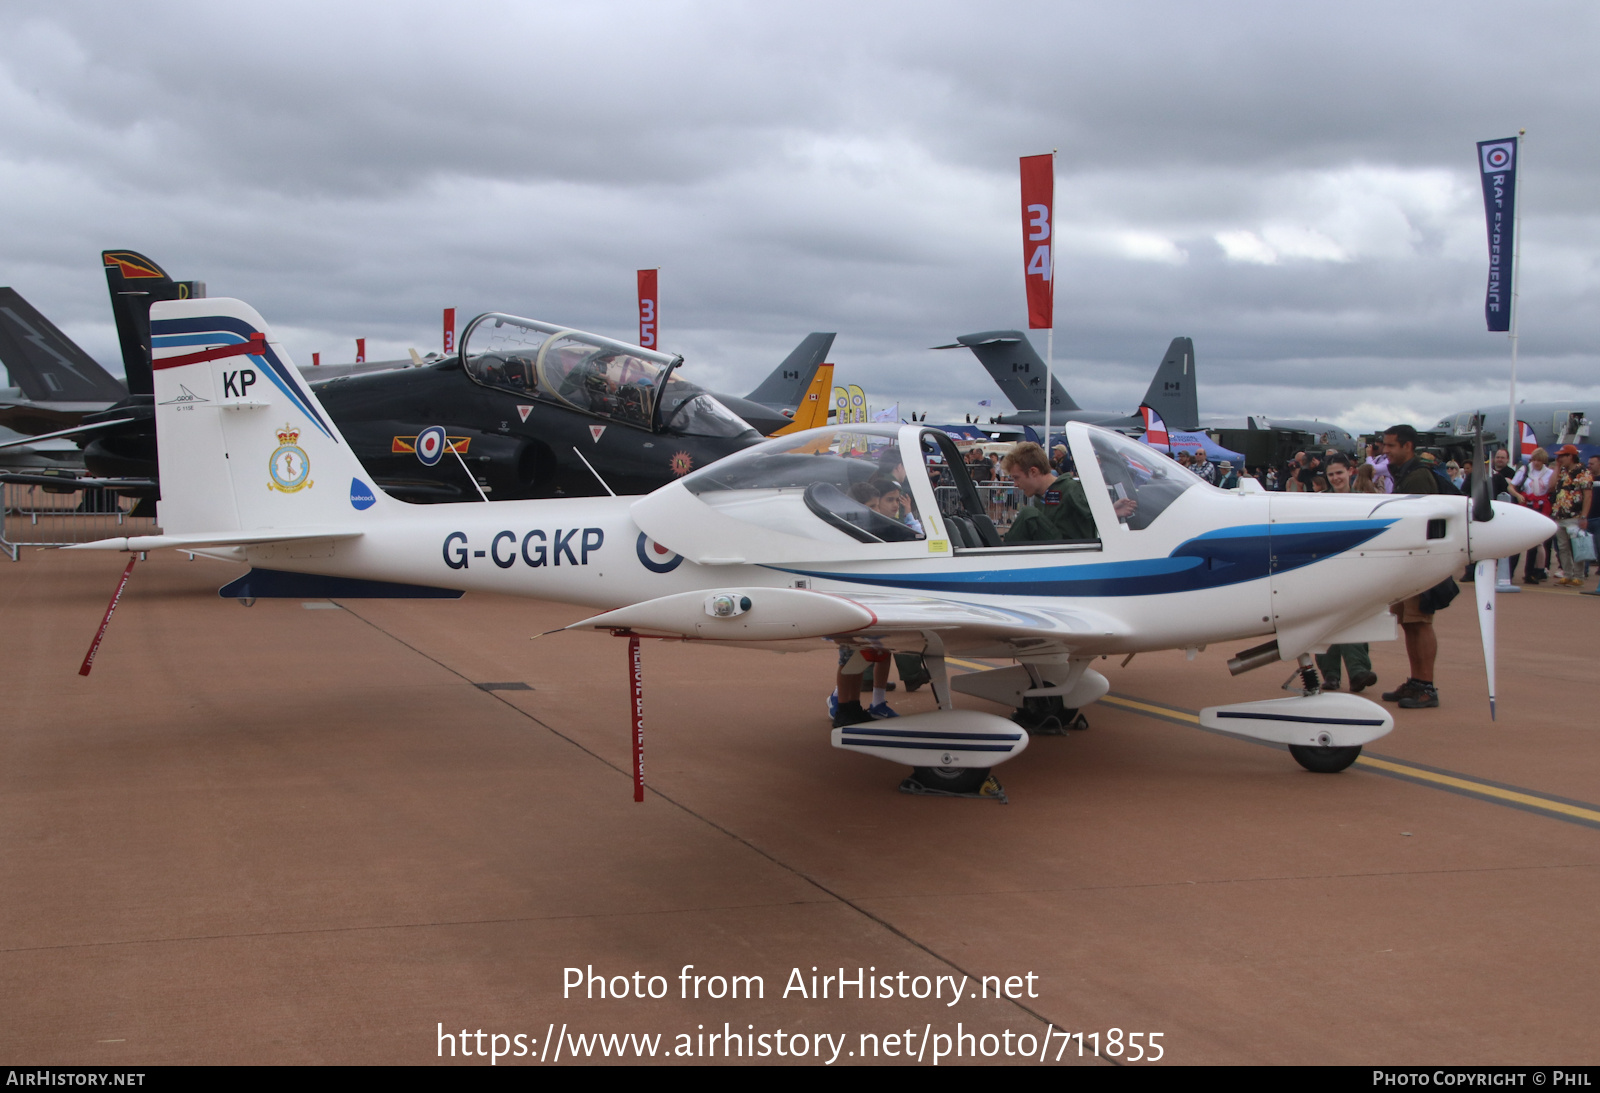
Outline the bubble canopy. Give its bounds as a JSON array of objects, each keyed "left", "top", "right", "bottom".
[
  {"left": 638, "top": 425, "right": 935, "bottom": 561},
  {"left": 458, "top": 313, "right": 756, "bottom": 439}
]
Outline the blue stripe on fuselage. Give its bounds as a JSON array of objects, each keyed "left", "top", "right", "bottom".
[{"left": 771, "top": 520, "right": 1393, "bottom": 598}]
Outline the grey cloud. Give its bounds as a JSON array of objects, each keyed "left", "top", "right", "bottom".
[{"left": 1, "top": 0, "right": 1597, "bottom": 434}]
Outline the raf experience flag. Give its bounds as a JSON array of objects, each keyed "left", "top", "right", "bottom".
[
  {"left": 1477, "top": 138, "right": 1518, "bottom": 332},
  {"left": 1019, "top": 154, "right": 1054, "bottom": 330}
]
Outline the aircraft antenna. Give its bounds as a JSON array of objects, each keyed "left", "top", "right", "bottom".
[
  {"left": 449, "top": 440, "right": 489, "bottom": 502},
  {"left": 572, "top": 446, "right": 618, "bottom": 497}
]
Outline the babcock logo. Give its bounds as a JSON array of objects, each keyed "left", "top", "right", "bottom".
[{"left": 350, "top": 478, "right": 377, "bottom": 510}]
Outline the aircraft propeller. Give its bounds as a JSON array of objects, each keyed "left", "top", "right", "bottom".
[{"left": 1468, "top": 417, "right": 1497, "bottom": 720}]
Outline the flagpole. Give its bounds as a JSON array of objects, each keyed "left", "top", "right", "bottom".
[
  {"left": 1507, "top": 128, "right": 1524, "bottom": 458},
  {"left": 1044, "top": 148, "right": 1056, "bottom": 459}
]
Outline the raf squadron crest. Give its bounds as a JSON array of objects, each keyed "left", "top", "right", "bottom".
[{"left": 268, "top": 424, "right": 313, "bottom": 493}]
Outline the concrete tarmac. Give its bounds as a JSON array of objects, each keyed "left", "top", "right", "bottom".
[{"left": 2, "top": 550, "right": 1597, "bottom": 1065}]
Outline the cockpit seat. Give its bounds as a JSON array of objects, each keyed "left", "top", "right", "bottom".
[
  {"left": 803, "top": 482, "right": 921, "bottom": 544},
  {"left": 945, "top": 514, "right": 977, "bottom": 548},
  {"left": 971, "top": 512, "right": 1003, "bottom": 547}
]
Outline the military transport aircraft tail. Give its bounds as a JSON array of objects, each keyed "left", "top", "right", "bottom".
[
  {"left": 102, "top": 249, "right": 207, "bottom": 397},
  {"left": 744, "top": 332, "right": 835, "bottom": 410},
  {"left": 772, "top": 363, "right": 834, "bottom": 436},
  {"left": 0, "top": 288, "right": 127, "bottom": 403},
  {"left": 935, "top": 330, "right": 1078, "bottom": 414},
  {"left": 1136, "top": 337, "right": 1199, "bottom": 432},
  {"left": 146, "top": 297, "right": 392, "bottom": 537}
]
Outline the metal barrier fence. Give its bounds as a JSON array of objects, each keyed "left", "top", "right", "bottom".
[
  {"left": 935, "top": 484, "right": 1021, "bottom": 534},
  {"left": 1, "top": 483, "right": 157, "bottom": 560}
]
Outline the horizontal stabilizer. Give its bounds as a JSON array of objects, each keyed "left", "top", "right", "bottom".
[
  {"left": 832, "top": 709, "right": 1029, "bottom": 769},
  {"left": 0, "top": 472, "right": 152, "bottom": 491},
  {"left": 217, "top": 568, "right": 461, "bottom": 600},
  {"left": 0, "top": 418, "right": 137, "bottom": 451},
  {"left": 67, "top": 528, "right": 364, "bottom": 552},
  {"left": 1199, "top": 692, "right": 1392, "bottom": 747}
]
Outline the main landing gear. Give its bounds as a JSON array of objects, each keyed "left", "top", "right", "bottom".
[{"left": 1011, "top": 693, "right": 1088, "bottom": 735}]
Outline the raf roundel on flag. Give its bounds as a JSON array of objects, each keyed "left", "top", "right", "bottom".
[{"left": 1476, "top": 137, "right": 1518, "bottom": 333}]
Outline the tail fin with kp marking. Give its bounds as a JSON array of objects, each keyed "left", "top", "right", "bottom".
[{"left": 148, "top": 297, "right": 391, "bottom": 535}]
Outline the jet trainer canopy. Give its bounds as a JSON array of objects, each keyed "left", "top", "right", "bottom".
[{"left": 459, "top": 313, "right": 756, "bottom": 439}]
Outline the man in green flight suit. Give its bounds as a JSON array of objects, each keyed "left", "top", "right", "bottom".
[{"left": 1000, "top": 441, "right": 1118, "bottom": 542}]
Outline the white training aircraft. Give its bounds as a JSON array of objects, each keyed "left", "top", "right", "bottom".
[{"left": 76, "top": 298, "right": 1554, "bottom": 795}]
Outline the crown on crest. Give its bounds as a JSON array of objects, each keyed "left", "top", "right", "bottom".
[{"left": 276, "top": 424, "right": 300, "bottom": 446}]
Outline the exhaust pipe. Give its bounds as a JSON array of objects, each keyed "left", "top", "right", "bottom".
[{"left": 1228, "top": 639, "right": 1280, "bottom": 676}]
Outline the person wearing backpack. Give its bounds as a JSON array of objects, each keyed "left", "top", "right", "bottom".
[{"left": 1379, "top": 425, "right": 1447, "bottom": 709}]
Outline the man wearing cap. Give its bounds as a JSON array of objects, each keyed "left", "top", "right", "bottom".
[
  {"left": 1217, "top": 460, "right": 1239, "bottom": 489},
  {"left": 1379, "top": 425, "right": 1444, "bottom": 708},
  {"left": 1551, "top": 445, "right": 1594, "bottom": 586}
]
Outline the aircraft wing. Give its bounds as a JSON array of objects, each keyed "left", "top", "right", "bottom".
[
  {"left": 564, "top": 586, "right": 1128, "bottom": 657},
  {"left": 0, "top": 472, "right": 152, "bottom": 491},
  {"left": 0, "top": 417, "right": 138, "bottom": 450}
]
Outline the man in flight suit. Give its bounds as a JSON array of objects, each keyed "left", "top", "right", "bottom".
[{"left": 1000, "top": 441, "right": 1120, "bottom": 541}]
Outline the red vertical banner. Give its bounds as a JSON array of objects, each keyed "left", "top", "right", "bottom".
[
  {"left": 442, "top": 308, "right": 456, "bottom": 354},
  {"left": 629, "top": 636, "right": 644, "bottom": 802},
  {"left": 1019, "top": 153, "right": 1054, "bottom": 330},
  {"left": 355, "top": 338, "right": 366, "bottom": 363},
  {"left": 312, "top": 352, "right": 320, "bottom": 367},
  {"left": 636, "top": 269, "right": 658, "bottom": 349}
]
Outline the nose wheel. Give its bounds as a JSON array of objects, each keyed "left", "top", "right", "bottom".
[
  {"left": 1288, "top": 744, "right": 1362, "bottom": 773},
  {"left": 909, "top": 766, "right": 992, "bottom": 794}
]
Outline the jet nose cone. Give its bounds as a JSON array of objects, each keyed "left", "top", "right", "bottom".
[{"left": 1468, "top": 500, "right": 1558, "bottom": 563}]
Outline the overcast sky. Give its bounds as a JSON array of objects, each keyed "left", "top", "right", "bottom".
[{"left": 3, "top": 0, "right": 1598, "bottom": 432}]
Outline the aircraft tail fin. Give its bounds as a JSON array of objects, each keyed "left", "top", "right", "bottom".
[
  {"left": 772, "top": 363, "right": 835, "bottom": 436},
  {"left": 0, "top": 288, "right": 127, "bottom": 402},
  {"left": 744, "top": 332, "right": 835, "bottom": 409},
  {"left": 102, "top": 249, "right": 206, "bottom": 397},
  {"left": 1137, "top": 337, "right": 1198, "bottom": 431},
  {"left": 940, "top": 329, "right": 1079, "bottom": 413},
  {"left": 149, "top": 297, "right": 392, "bottom": 535}
]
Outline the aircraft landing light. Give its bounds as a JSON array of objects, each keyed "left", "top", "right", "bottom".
[{"left": 944, "top": 658, "right": 1600, "bottom": 832}]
